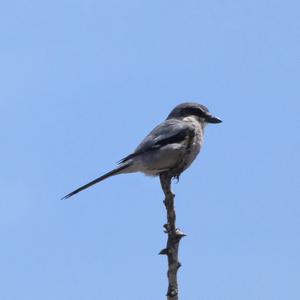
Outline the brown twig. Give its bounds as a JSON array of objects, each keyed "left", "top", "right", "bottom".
[{"left": 159, "top": 173, "right": 186, "bottom": 300}]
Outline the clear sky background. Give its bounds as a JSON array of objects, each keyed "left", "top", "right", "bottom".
[{"left": 1, "top": 1, "right": 299, "bottom": 299}]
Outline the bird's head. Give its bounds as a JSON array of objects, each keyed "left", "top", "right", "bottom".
[{"left": 167, "top": 102, "right": 222, "bottom": 125}]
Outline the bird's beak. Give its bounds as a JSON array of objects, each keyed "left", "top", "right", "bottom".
[{"left": 206, "top": 115, "right": 222, "bottom": 124}]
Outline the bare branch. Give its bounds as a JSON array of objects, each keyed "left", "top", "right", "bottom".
[{"left": 159, "top": 173, "right": 186, "bottom": 300}]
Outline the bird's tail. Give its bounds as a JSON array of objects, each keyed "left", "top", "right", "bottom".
[{"left": 61, "top": 163, "right": 130, "bottom": 200}]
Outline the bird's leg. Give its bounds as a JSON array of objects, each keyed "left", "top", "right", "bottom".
[{"left": 159, "top": 173, "right": 186, "bottom": 300}]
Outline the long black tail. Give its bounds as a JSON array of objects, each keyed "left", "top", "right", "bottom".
[{"left": 61, "top": 164, "right": 130, "bottom": 200}]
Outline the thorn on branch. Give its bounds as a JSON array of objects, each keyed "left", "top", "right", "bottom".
[
  {"left": 167, "top": 287, "right": 178, "bottom": 298},
  {"left": 159, "top": 248, "right": 169, "bottom": 255},
  {"left": 163, "top": 224, "right": 170, "bottom": 233},
  {"left": 175, "top": 228, "right": 187, "bottom": 238}
]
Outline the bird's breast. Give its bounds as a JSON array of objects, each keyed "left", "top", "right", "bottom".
[{"left": 182, "top": 117, "right": 204, "bottom": 168}]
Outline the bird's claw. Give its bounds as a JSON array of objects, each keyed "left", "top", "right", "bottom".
[{"left": 172, "top": 175, "right": 180, "bottom": 183}]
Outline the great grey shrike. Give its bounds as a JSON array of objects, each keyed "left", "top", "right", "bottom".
[{"left": 62, "top": 102, "right": 222, "bottom": 199}]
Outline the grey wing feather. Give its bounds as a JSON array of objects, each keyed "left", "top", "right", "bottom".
[{"left": 119, "top": 119, "right": 194, "bottom": 164}]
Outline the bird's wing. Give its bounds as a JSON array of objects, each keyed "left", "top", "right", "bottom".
[{"left": 119, "top": 119, "right": 194, "bottom": 163}]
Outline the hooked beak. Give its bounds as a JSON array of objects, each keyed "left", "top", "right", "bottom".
[{"left": 206, "top": 115, "right": 222, "bottom": 124}]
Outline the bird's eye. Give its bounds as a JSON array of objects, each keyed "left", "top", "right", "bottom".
[{"left": 183, "top": 107, "right": 203, "bottom": 117}]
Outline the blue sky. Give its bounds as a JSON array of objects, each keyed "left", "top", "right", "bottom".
[{"left": 1, "top": 0, "right": 299, "bottom": 299}]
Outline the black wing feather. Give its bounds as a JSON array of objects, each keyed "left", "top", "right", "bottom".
[{"left": 119, "top": 120, "right": 193, "bottom": 164}]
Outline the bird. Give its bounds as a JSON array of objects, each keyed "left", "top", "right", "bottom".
[{"left": 62, "top": 102, "right": 222, "bottom": 199}]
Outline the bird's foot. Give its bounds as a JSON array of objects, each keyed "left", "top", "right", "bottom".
[{"left": 172, "top": 175, "right": 180, "bottom": 183}]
